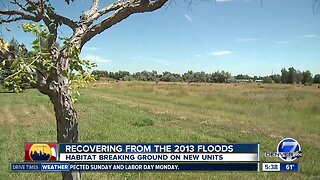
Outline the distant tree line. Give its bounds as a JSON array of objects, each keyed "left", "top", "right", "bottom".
[
  {"left": 92, "top": 70, "right": 232, "bottom": 83},
  {"left": 1, "top": 38, "right": 320, "bottom": 89},
  {"left": 92, "top": 68, "right": 320, "bottom": 84}
]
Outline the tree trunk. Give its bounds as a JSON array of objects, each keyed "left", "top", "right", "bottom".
[{"left": 50, "top": 76, "right": 80, "bottom": 180}]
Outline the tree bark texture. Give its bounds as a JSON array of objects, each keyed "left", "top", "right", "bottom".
[{"left": 50, "top": 80, "right": 80, "bottom": 179}]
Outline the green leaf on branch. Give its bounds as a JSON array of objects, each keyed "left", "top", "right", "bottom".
[{"left": 1, "top": 23, "right": 96, "bottom": 101}]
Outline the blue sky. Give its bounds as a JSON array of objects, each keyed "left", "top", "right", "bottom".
[{"left": 1, "top": 0, "right": 320, "bottom": 76}]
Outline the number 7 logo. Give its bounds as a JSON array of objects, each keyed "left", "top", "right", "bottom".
[{"left": 277, "top": 138, "right": 301, "bottom": 162}]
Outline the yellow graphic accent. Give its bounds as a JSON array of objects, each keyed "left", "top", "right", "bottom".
[{"left": 29, "top": 144, "right": 52, "bottom": 161}]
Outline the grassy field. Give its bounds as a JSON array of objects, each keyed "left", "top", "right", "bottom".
[{"left": 0, "top": 81, "right": 319, "bottom": 179}]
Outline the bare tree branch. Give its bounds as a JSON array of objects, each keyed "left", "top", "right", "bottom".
[
  {"left": 0, "top": 16, "right": 24, "bottom": 23},
  {"left": 1, "top": 0, "right": 77, "bottom": 30},
  {"left": 51, "top": 14, "right": 78, "bottom": 30},
  {"left": 0, "top": 9, "right": 40, "bottom": 23},
  {"left": 85, "top": 0, "right": 123, "bottom": 24},
  {"left": 10, "top": 0, "right": 34, "bottom": 14},
  {"left": 81, "top": 0, "right": 99, "bottom": 23},
  {"left": 82, "top": 0, "right": 168, "bottom": 46}
]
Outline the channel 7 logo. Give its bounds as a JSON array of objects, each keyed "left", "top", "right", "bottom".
[{"left": 265, "top": 138, "right": 302, "bottom": 162}]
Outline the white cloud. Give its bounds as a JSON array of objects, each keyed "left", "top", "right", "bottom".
[
  {"left": 276, "top": 41, "right": 289, "bottom": 44},
  {"left": 131, "top": 56, "right": 162, "bottom": 62},
  {"left": 236, "top": 38, "right": 260, "bottom": 42},
  {"left": 208, "top": 50, "right": 233, "bottom": 56},
  {"left": 216, "top": 0, "right": 251, "bottom": 2},
  {"left": 83, "top": 46, "right": 100, "bottom": 51},
  {"left": 297, "top": 34, "right": 318, "bottom": 38},
  {"left": 82, "top": 54, "right": 112, "bottom": 63},
  {"left": 216, "top": 0, "right": 233, "bottom": 2},
  {"left": 184, "top": 14, "right": 192, "bottom": 23},
  {"left": 196, "top": 54, "right": 201, "bottom": 57},
  {"left": 130, "top": 56, "right": 171, "bottom": 66}
]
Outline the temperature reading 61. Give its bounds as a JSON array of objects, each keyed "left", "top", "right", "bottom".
[
  {"left": 280, "top": 163, "right": 299, "bottom": 171},
  {"left": 286, "top": 164, "right": 295, "bottom": 170}
]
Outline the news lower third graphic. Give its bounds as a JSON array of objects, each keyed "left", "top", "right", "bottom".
[
  {"left": 24, "top": 144, "right": 57, "bottom": 161},
  {"left": 12, "top": 143, "right": 260, "bottom": 172},
  {"left": 277, "top": 138, "right": 302, "bottom": 162},
  {"left": 262, "top": 138, "right": 301, "bottom": 172},
  {"left": 262, "top": 163, "right": 299, "bottom": 172},
  {"left": 265, "top": 138, "right": 302, "bottom": 162}
]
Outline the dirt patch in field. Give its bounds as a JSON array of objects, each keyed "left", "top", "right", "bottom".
[
  {"left": 0, "top": 105, "right": 16, "bottom": 124},
  {"left": 0, "top": 104, "right": 55, "bottom": 125},
  {"left": 26, "top": 105, "right": 55, "bottom": 124}
]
